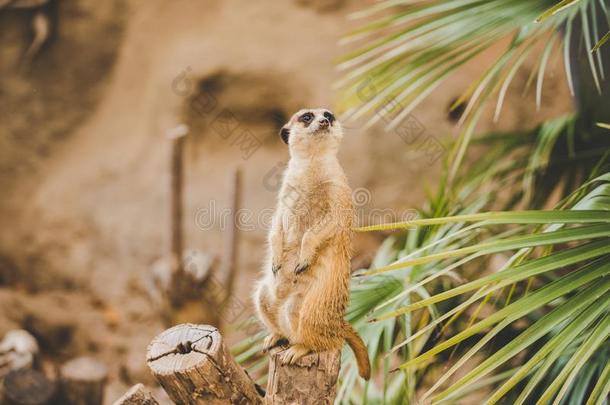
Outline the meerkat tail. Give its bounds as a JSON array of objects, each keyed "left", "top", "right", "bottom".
[{"left": 344, "top": 322, "right": 371, "bottom": 380}]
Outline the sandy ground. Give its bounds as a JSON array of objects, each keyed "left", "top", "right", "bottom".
[{"left": 0, "top": 0, "right": 572, "bottom": 402}]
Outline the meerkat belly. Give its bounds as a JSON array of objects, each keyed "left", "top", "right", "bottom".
[
  {"left": 274, "top": 253, "right": 308, "bottom": 338},
  {"left": 277, "top": 245, "right": 348, "bottom": 340},
  {"left": 277, "top": 290, "right": 304, "bottom": 339}
]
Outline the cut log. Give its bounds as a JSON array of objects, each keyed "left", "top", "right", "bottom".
[
  {"left": 112, "top": 384, "right": 159, "bottom": 405},
  {"left": 59, "top": 357, "right": 108, "bottom": 405},
  {"left": 266, "top": 350, "right": 341, "bottom": 405},
  {"left": 0, "top": 329, "right": 39, "bottom": 379},
  {"left": 146, "top": 324, "right": 262, "bottom": 404},
  {"left": 1, "top": 369, "right": 56, "bottom": 405}
]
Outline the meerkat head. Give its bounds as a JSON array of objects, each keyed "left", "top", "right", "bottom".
[{"left": 279, "top": 108, "right": 343, "bottom": 158}]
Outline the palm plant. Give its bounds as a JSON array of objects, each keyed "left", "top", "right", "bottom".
[
  {"left": 337, "top": 0, "right": 610, "bottom": 403},
  {"left": 337, "top": 0, "right": 609, "bottom": 180}
]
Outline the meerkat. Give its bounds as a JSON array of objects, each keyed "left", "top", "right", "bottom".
[{"left": 254, "top": 108, "right": 371, "bottom": 380}]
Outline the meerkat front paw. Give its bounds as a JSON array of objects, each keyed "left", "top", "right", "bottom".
[
  {"left": 280, "top": 344, "right": 311, "bottom": 365},
  {"left": 263, "top": 333, "right": 288, "bottom": 353},
  {"left": 294, "top": 261, "right": 310, "bottom": 275}
]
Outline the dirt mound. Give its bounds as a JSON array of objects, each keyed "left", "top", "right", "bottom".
[{"left": 181, "top": 70, "right": 306, "bottom": 148}]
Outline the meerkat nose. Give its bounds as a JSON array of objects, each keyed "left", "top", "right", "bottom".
[{"left": 319, "top": 118, "right": 330, "bottom": 128}]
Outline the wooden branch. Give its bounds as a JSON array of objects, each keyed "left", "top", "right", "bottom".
[
  {"left": 266, "top": 350, "right": 341, "bottom": 405},
  {"left": 112, "top": 384, "right": 159, "bottom": 405},
  {"left": 22, "top": 11, "right": 50, "bottom": 65},
  {"left": 1, "top": 369, "right": 56, "bottom": 405},
  {"left": 146, "top": 324, "right": 262, "bottom": 405},
  {"left": 1, "top": 0, "right": 49, "bottom": 9},
  {"left": 59, "top": 357, "right": 108, "bottom": 405}
]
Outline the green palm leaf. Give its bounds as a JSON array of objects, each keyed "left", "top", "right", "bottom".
[
  {"left": 351, "top": 174, "right": 610, "bottom": 403},
  {"left": 339, "top": 0, "right": 608, "bottom": 180}
]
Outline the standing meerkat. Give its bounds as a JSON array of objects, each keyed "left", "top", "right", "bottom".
[{"left": 254, "top": 108, "right": 371, "bottom": 380}]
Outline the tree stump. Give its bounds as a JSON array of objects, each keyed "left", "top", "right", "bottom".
[
  {"left": 59, "top": 357, "right": 108, "bottom": 405},
  {"left": 0, "top": 329, "right": 39, "bottom": 379},
  {"left": 266, "top": 350, "right": 341, "bottom": 405},
  {"left": 146, "top": 324, "right": 262, "bottom": 405},
  {"left": 112, "top": 384, "right": 159, "bottom": 405},
  {"left": 1, "top": 369, "right": 56, "bottom": 405}
]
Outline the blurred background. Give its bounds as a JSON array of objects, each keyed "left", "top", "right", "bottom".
[{"left": 0, "top": 0, "right": 585, "bottom": 403}]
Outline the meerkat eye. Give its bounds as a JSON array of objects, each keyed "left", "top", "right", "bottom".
[
  {"left": 299, "top": 112, "right": 314, "bottom": 123},
  {"left": 323, "top": 111, "right": 335, "bottom": 124}
]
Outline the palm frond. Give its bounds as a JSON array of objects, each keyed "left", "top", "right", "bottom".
[
  {"left": 356, "top": 171, "right": 610, "bottom": 403},
  {"left": 339, "top": 0, "right": 609, "bottom": 179}
]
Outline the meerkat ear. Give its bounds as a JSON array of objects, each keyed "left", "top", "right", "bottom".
[{"left": 279, "top": 127, "right": 290, "bottom": 145}]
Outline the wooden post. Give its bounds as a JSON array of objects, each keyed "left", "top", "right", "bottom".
[
  {"left": 167, "top": 124, "right": 189, "bottom": 307},
  {"left": 266, "top": 350, "right": 341, "bottom": 405},
  {"left": 1, "top": 369, "right": 56, "bottom": 405},
  {"left": 59, "top": 357, "right": 108, "bottom": 405},
  {"left": 218, "top": 167, "right": 242, "bottom": 307},
  {"left": 146, "top": 324, "right": 263, "bottom": 405},
  {"left": 112, "top": 384, "right": 159, "bottom": 405}
]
